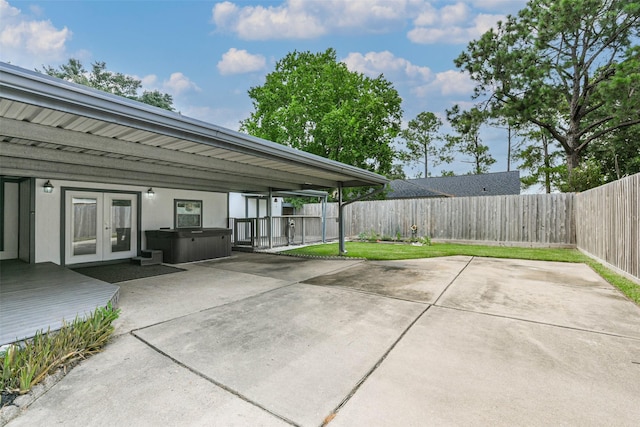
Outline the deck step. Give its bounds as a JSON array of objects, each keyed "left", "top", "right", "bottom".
[{"left": 131, "top": 249, "right": 163, "bottom": 266}]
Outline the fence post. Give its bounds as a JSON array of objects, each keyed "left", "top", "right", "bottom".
[{"left": 253, "top": 218, "right": 258, "bottom": 248}]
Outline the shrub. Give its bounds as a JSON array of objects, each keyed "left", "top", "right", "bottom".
[
  {"left": 0, "top": 303, "right": 120, "bottom": 395},
  {"left": 357, "top": 229, "right": 381, "bottom": 242}
]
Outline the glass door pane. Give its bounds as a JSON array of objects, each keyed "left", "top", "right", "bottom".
[
  {"left": 72, "top": 197, "right": 98, "bottom": 256},
  {"left": 103, "top": 193, "right": 137, "bottom": 260},
  {"left": 66, "top": 191, "right": 136, "bottom": 264},
  {"left": 110, "top": 199, "right": 132, "bottom": 253}
]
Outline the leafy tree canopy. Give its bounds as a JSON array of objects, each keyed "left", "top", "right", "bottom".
[
  {"left": 240, "top": 48, "right": 403, "bottom": 179},
  {"left": 455, "top": 0, "right": 640, "bottom": 183},
  {"left": 38, "top": 59, "right": 175, "bottom": 111}
]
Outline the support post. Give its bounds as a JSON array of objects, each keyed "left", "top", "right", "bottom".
[
  {"left": 267, "top": 189, "right": 273, "bottom": 249},
  {"left": 338, "top": 183, "right": 346, "bottom": 255},
  {"left": 321, "top": 195, "right": 327, "bottom": 243}
]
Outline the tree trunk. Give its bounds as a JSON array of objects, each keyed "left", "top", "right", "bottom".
[
  {"left": 543, "top": 135, "right": 551, "bottom": 194},
  {"left": 424, "top": 142, "right": 428, "bottom": 178},
  {"left": 424, "top": 161, "right": 428, "bottom": 178},
  {"left": 566, "top": 150, "right": 580, "bottom": 173}
]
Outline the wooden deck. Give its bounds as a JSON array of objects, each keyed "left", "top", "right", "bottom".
[{"left": 0, "top": 260, "right": 119, "bottom": 346}]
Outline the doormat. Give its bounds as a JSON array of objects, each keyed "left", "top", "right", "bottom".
[{"left": 72, "top": 263, "right": 185, "bottom": 284}]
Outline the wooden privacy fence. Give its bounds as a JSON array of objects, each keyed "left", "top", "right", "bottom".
[
  {"left": 300, "top": 193, "right": 576, "bottom": 246},
  {"left": 575, "top": 173, "right": 639, "bottom": 281},
  {"left": 300, "top": 174, "right": 639, "bottom": 281}
]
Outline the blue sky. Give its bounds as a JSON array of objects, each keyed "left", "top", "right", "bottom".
[{"left": 1, "top": 0, "right": 529, "bottom": 178}]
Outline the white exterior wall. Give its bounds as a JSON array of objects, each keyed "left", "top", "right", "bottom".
[
  {"left": 0, "top": 182, "right": 19, "bottom": 260},
  {"left": 228, "top": 192, "right": 283, "bottom": 218},
  {"left": 228, "top": 193, "right": 246, "bottom": 218},
  {"left": 34, "top": 178, "right": 227, "bottom": 264}
]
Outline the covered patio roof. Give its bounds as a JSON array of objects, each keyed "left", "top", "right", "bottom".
[{"left": 0, "top": 62, "right": 388, "bottom": 193}]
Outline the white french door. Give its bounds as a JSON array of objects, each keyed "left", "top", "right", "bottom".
[{"left": 65, "top": 191, "right": 137, "bottom": 264}]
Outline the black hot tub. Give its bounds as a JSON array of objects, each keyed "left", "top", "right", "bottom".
[{"left": 145, "top": 228, "right": 232, "bottom": 263}]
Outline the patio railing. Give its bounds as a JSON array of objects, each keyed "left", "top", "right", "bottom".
[{"left": 230, "top": 216, "right": 336, "bottom": 249}]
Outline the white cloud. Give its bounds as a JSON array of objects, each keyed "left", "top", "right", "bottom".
[
  {"left": 440, "top": 2, "right": 470, "bottom": 25},
  {"left": 409, "top": 1, "right": 507, "bottom": 45},
  {"left": 414, "top": 69, "right": 475, "bottom": 97},
  {"left": 163, "top": 72, "right": 201, "bottom": 95},
  {"left": 140, "top": 74, "right": 158, "bottom": 87},
  {"left": 212, "top": 0, "right": 325, "bottom": 40},
  {"left": 211, "top": 1, "right": 519, "bottom": 44},
  {"left": 469, "top": 0, "right": 527, "bottom": 11},
  {"left": 408, "top": 11, "right": 505, "bottom": 44},
  {"left": 217, "top": 48, "right": 266, "bottom": 75},
  {"left": 0, "top": 0, "right": 20, "bottom": 20},
  {"left": 211, "top": 0, "right": 421, "bottom": 40},
  {"left": 0, "top": 0, "right": 71, "bottom": 67},
  {"left": 473, "top": 13, "right": 505, "bottom": 35},
  {"left": 212, "top": 1, "right": 238, "bottom": 27},
  {"left": 343, "top": 51, "right": 431, "bottom": 82},
  {"left": 137, "top": 72, "right": 200, "bottom": 97},
  {"left": 413, "top": 3, "right": 437, "bottom": 26}
]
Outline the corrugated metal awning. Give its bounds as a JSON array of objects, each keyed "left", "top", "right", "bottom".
[{"left": 0, "top": 63, "right": 388, "bottom": 193}]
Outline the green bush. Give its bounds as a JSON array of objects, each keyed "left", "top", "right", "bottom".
[
  {"left": 357, "top": 229, "right": 381, "bottom": 242},
  {"left": 0, "top": 303, "right": 120, "bottom": 395}
]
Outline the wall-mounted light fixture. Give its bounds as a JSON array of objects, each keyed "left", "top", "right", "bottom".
[
  {"left": 43, "top": 180, "right": 54, "bottom": 193},
  {"left": 273, "top": 198, "right": 278, "bottom": 203},
  {"left": 146, "top": 187, "right": 155, "bottom": 198}
]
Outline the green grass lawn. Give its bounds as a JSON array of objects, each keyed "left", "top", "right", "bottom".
[{"left": 283, "top": 242, "right": 640, "bottom": 305}]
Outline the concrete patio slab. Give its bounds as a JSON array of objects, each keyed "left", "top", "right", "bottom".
[
  {"left": 199, "top": 252, "right": 363, "bottom": 282},
  {"left": 437, "top": 257, "right": 640, "bottom": 339},
  {"left": 304, "top": 256, "right": 472, "bottom": 303},
  {"left": 331, "top": 306, "right": 640, "bottom": 427},
  {"left": 5, "top": 254, "right": 639, "bottom": 427},
  {"left": 6, "top": 334, "right": 289, "bottom": 427},
  {"left": 133, "top": 283, "right": 426, "bottom": 426},
  {"left": 113, "top": 264, "right": 291, "bottom": 334}
]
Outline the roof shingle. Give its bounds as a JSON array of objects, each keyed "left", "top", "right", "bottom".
[{"left": 387, "top": 171, "right": 520, "bottom": 199}]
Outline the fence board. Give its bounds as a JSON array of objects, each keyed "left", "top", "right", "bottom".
[
  {"left": 576, "top": 173, "right": 639, "bottom": 281},
  {"left": 300, "top": 193, "right": 576, "bottom": 246}
]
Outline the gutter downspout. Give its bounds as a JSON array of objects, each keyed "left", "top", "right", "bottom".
[{"left": 338, "top": 184, "right": 386, "bottom": 256}]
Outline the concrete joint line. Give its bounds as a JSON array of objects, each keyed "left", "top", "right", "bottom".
[
  {"left": 323, "top": 304, "right": 433, "bottom": 426},
  {"left": 433, "top": 305, "right": 640, "bottom": 342},
  {"left": 305, "top": 281, "right": 431, "bottom": 306},
  {"left": 130, "top": 332, "right": 300, "bottom": 427},
  {"left": 124, "top": 283, "right": 300, "bottom": 336},
  {"left": 432, "top": 256, "right": 475, "bottom": 306}
]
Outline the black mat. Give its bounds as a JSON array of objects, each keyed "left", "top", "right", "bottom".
[{"left": 72, "top": 263, "right": 185, "bottom": 283}]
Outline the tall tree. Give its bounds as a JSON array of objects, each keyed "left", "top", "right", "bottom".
[
  {"left": 399, "top": 111, "right": 443, "bottom": 178},
  {"left": 514, "top": 128, "right": 565, "bottom": 193},
  {"left": 387, "top": 164, "right": 407, "bottom": 180},
  {"left": 445, "top": 105, "right": 496, "bottom": 175},
  {"left": 584, "top": 46, "right": 640, "bottom": 182},
  {"left": 39, "top": 59, "right": 175, "bottom": 111},
  {"left": 240, "top": 48, "right": 402, "bottom": 178},
  {"left": 455, "top": 0, "right": 640, "bottom": 186}
]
